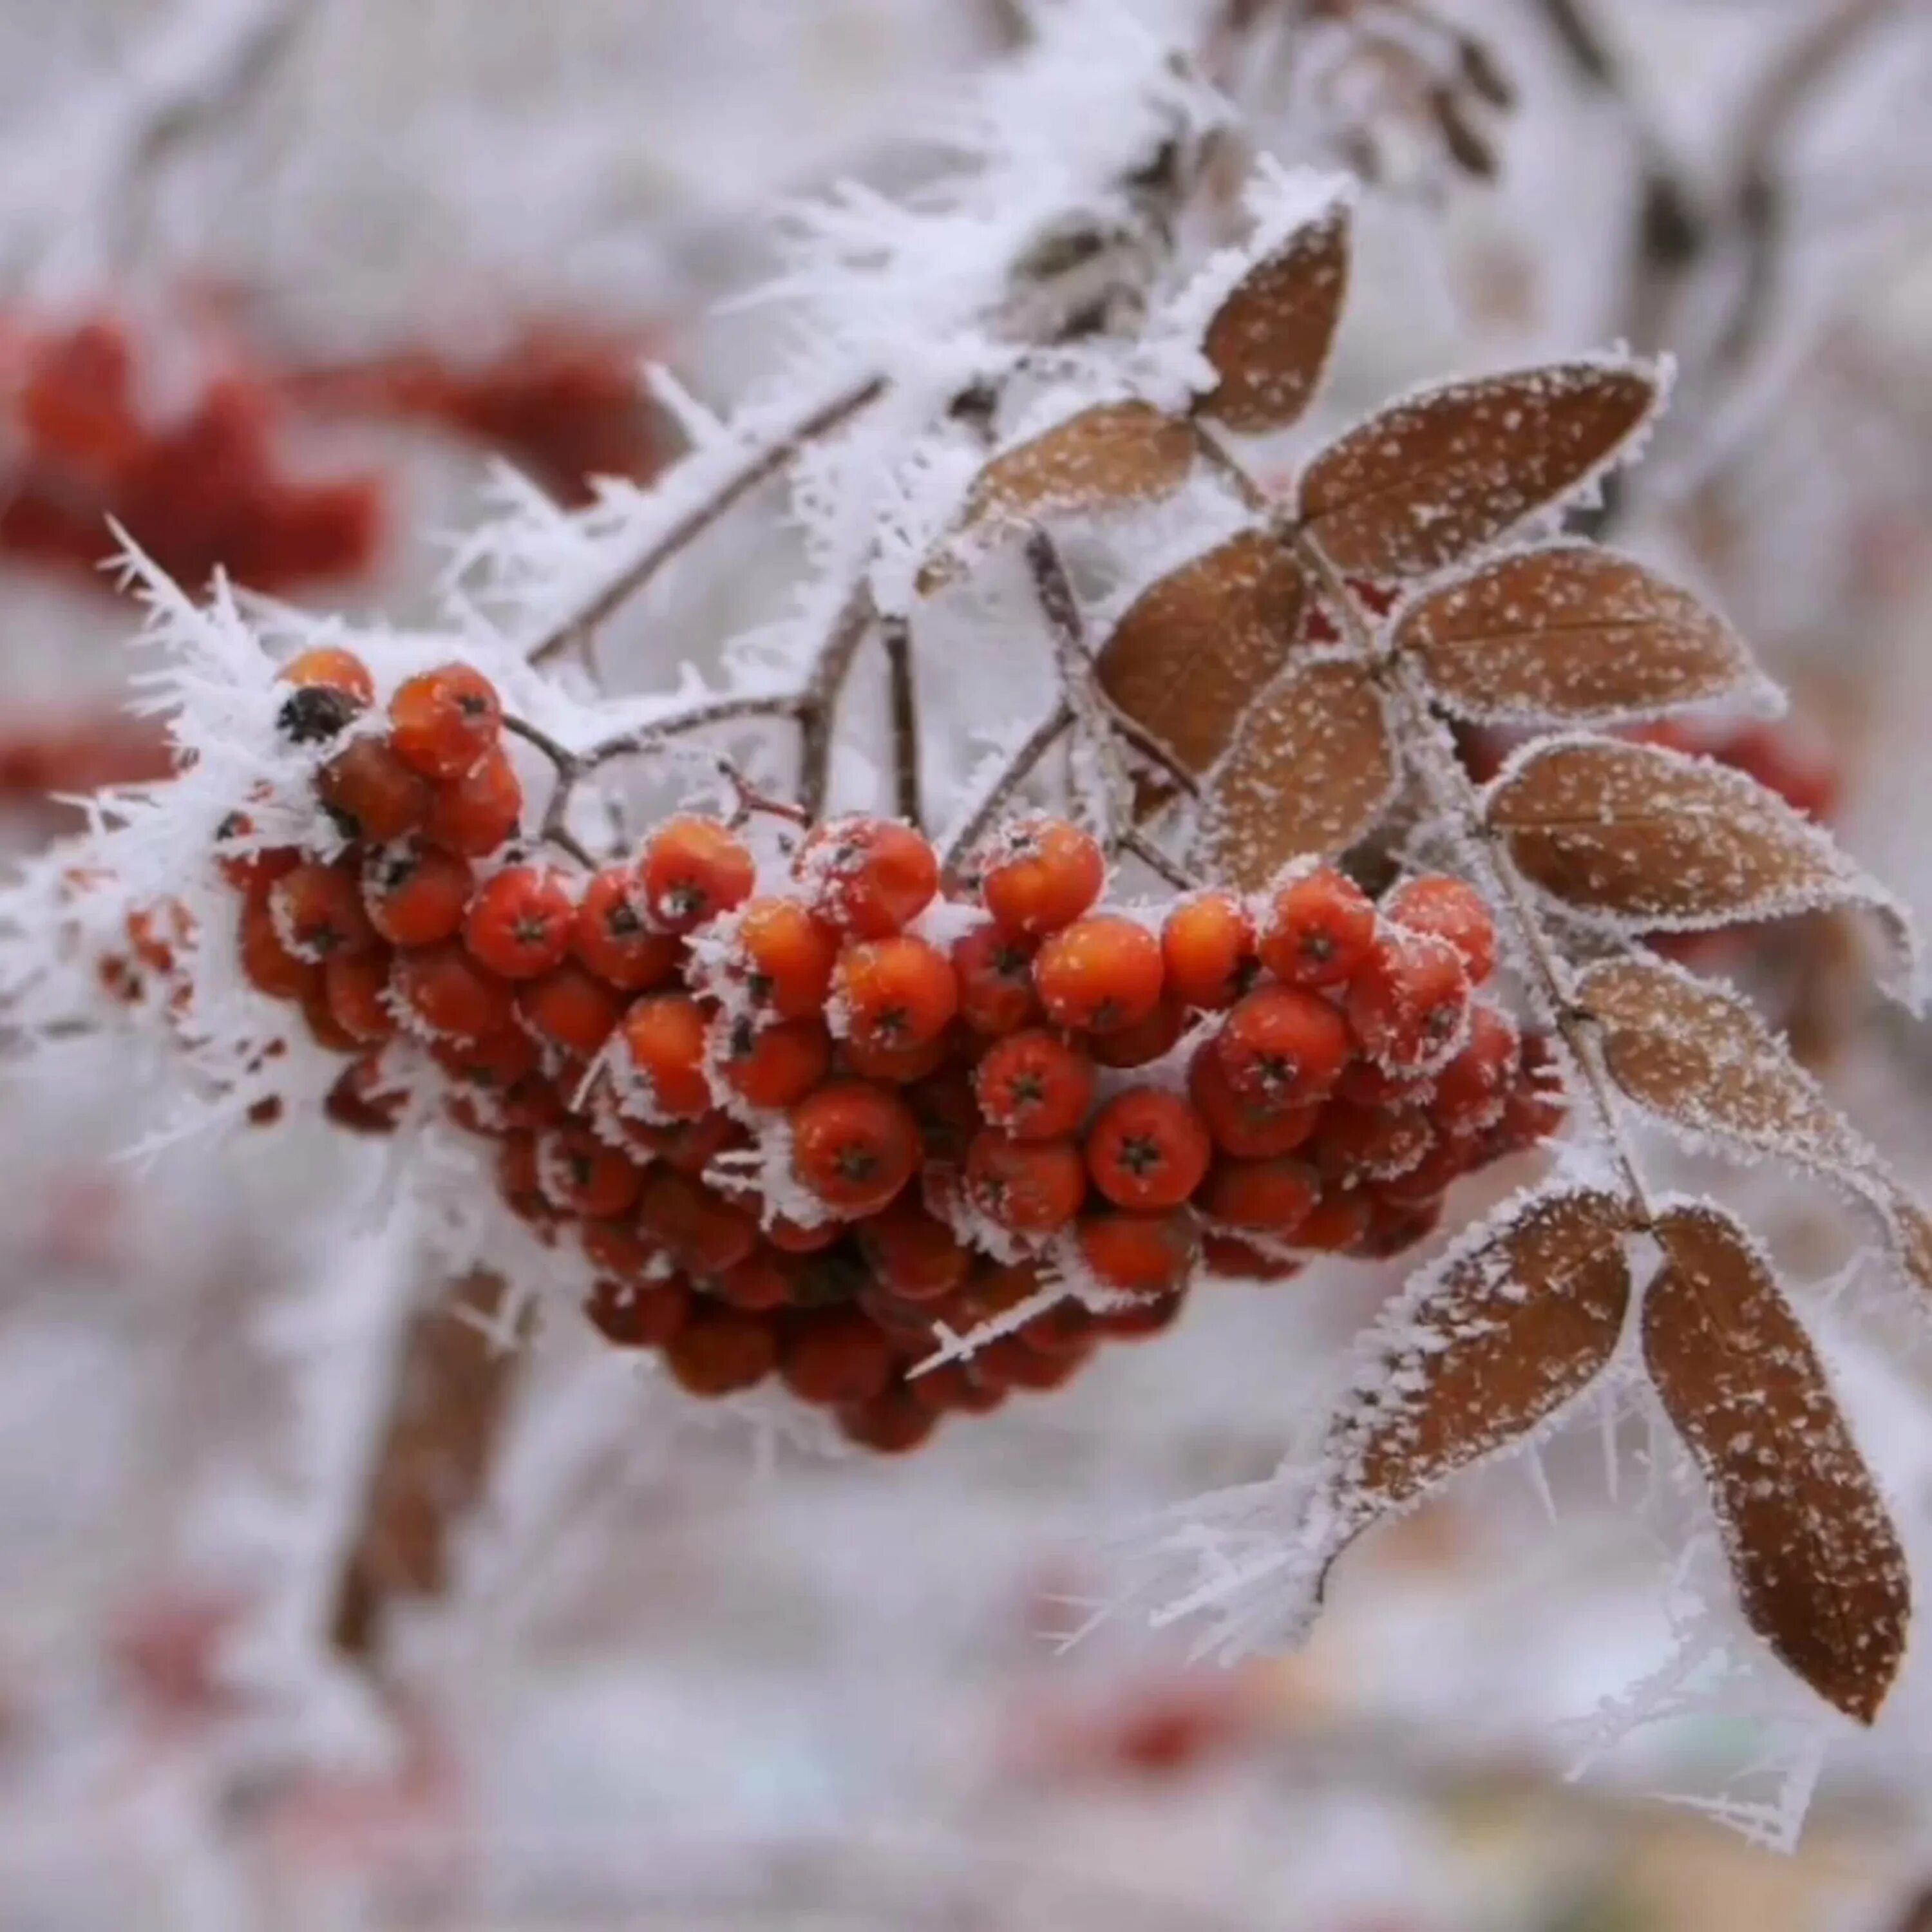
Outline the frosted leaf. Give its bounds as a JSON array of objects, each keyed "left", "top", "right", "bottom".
[
  {"left": 1642, "top": 1203, "right": 1910, "bottom": 1725},
  {"left": 1094, "top": 531, "right": 1306, "bottom": 773},
  {"left": 1298, "top": 361, "right": 1662, "bottom": 580},
  {"left": 916, "top": 401, "right": 1196, "bottom": 593},
  {"left": 1394, "top": 545, "right": 1771, "bottom": 725},
  {"left": 1193, "top": 202, "right": 1350, "bottom": 435},
  {"left": 1197, "top": 657, "right": 1396, "bottom": 887},
  {"left": 1318, "top": 1188, "right": 1633, "bottom": 1558},
  {"left": 1486, "top": 737, "right": 1919, "bottom": 996}
]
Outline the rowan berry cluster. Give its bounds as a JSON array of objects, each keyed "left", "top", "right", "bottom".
[
  {"left": 200, "top": 646, "right": 1562, "bottom": 1454},
  {"left": 0, "top": 314, "right": 383, "bottom": 595}
]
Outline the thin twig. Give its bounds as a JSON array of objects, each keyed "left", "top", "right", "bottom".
[
  {"left": 797, "top": 580, "right": 878, "bottom": 822},
  {"left": 882, "top": 616, "right": 925, "bottom": 831},
  {"left": 1122, "top": 828, "right": 1200, "bottom": 891},
  {"left": 526, "top": 377, "right": 887, "bottom": 667}
]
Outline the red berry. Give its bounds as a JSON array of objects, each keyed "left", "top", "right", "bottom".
[
  {"left": 790, "top": 1082, "right": 920, "bottom": 1216},
  {"left": 637, "top": 1171, "right": 760, "bottom": 1275},
  {"left": 1198, "top": 1156, "right": 1319, "bottom": 1234},
  {"left": 618, "top": 992, "right": 714, "bottom": 1119},
  {"left": 782, "top": 1308, "right": 893, "bottom": 1406},
  {"left": 586, "top": 1275, "right": 690, "bottom": 1349},
  {"left": 1186, "top": 1038, "right": 1321, "bottom": 1159},
  {"left": 1076, "top": 1210, "right": 1196, "bottom": 1298},
  {"left": 799, "top": 817, "right": 938, "bottom": 937},
  {"left": 664, "top": 1306, "right": 777, "bottom": 1396},
  {"left": 834, "top": 935, "right": 958, "bottom": 1052},
  {"left": 270, "top": 860, "right": 379, "bottom": 962},
  {"left": 278, "top": 646, "right": 374, "bottom": 707},
  {"left": 1086, "top": 994, "right": 1188, "bottom": 1070},
  {"left": 714, "top": 1247, "right": 797, "bottom": 1312},
  {"left": 518, "top": 961, "right": 624, "bottom": 1057},
  {"left": 1314, "top": 1098, "right": 1435, "bottom": 1185},
  {"left": 728, "top": 897, "right": 840, "bottom": 1018},
  {"left": 464, "top": 865, "right": 574, "bottom": 978},
  {"left": 573, "top": 867, "right": 681, "bottom": 989},
  {"left": 582, "top": 1218, "right": 661, "bottom": 1282},
  {"left": 972, "top": 1028, "right": 1095, "bottom": 1141},
  {"left": 391, "top": 942, "right": 514, "bottom": 1040},
  {"left": 537, "top": 1126, "right": 645, "bottom": 1218},
  {"left": 1347, "top": 930, "right": 1470, "bottom": 1074},
  {"left": 1034, "top": 915, "right": 1164, "bottom": 1035},
  {"left": 857, "top": 1201, "right": 971, "bottom": 1301},
  {"left": 433, "top": 1025, "right": 540, "bottom": 1092},
  {"left": 714, "top": 1013, "right": 832, "bottom": 1111},
  {"left": 951, "top": 923, "right": 1040, "bottom": 1036},
  {"left": 388, "top": 663, "right": 502, "bottom": 779},
  {"left": 424, "top": 744, "right": 522, "bottom": 856},
  {"left": 1259, "top": 867, "right": 1376, "bottom": 987},
  {"left": 323, "top": 952, "right": 397, "bottom": 1043},
  {"left": 1213, "top": 985, "right": 1349, "bottom": 1106},
  {"left": 1385, "top": 875, "right": 1496, "bottom": 985},
  {"left": 842, "top": 1031, "right": 954, "bottom": 1084},
  {"left": 319, "top": 738, "right": 433, "bottom": 844},
  {"left": 838, "top": 1387, "right": 938, "bottom": 1454},
  {"left": 363, "top": 842, "right": 473, "bottom": 947},
  {"left": 1084, "top": 1088, "right": 1212, "bottom": 1210},
  {"left": 1431, "top": 1004, "right": 1518, "bottom": 1137},
  {"left": 1162, "top": 891, "right": 1255, "bottom": 1009},
  {"left": 639, "top": 817, "right": 755, "bottom": 934},
  {"left": 965, "top": 1131, "right": 1086, "bottom": 1235},
  {"left": 980, "top": 817, "right": 1105, "bottom": 936}
]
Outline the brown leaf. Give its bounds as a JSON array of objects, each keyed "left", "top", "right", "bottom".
[
  {"left": 1486, "top": 738, "right": 1916, "bottom": 978},
  {"left": 1325, "top": 1189, "right": 1633, "bottom": 1539},
  {"left": 1298, "top": 362, "right": 1659, "bottom": 580},
  {"left": 1198, "top": 658, "right": 1396, "bottom": 886},
  {"left": 918, "top": 401, "right": 1196, "bottom": 592},
  {"left": 1580, "top": 958, "right": 1869, "bottom": 1172},
  {"left": 1396, "top": 545, "right": 1763, "bottom": 723},
  {"left": 1196, "top": 205, "right": 1351, "bottom": 434},
  {"left": 1643, "top": 1203, "right": 1909, "bottom": 1723},
  {"left": 1095, "top": 533, "right": 1307, "bottom": 773}
]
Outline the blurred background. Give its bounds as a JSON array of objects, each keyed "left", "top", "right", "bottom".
[{"left": 4, "top": 1, "right": 1932, "bottom": 1926}]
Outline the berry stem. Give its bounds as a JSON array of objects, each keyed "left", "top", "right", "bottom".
[{"left": 525, "top": 375, "right": 888, "bottom": 667}]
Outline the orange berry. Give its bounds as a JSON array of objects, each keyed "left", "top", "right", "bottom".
[
  {"left": 618, "top": 992, "right": 713, "bottom": 1118},
  {"left": 323, "top": 952, "right": 396, "bottom": 1043},
  {"left": 518, "top": 961, "right": 623, "bottom": 1057},
  {"left": 1162, "top": 892, "right": 1255, "bottom": 1009},
  {"left": 625, "top": 1109, "right": 738, "bottom": 1175},
  {"left": 363, "top": 842, "right": 473, "bottom": 947},
  {"left": 278, "top": 646, "right": 374, "bottom": 706},
  {"left": 965, "top": 1131, "right": 1086, "bottom": 1235},
  {"left": 714, "top": 1014, "right": 831, "bottom": 1110},
  {"left": 1431, "top": 1004, "right": 1518, "bottom": 1137},
  {"left": 724, "top": 898, "right": 838, "bottom": 1019},
  {"left": 841, "top": 1030, "right": 951, "bottom": 1084},
  {"left": 790, "top": 1081, "right": 920, "bottom": 1215},
  {"left": 581, "top": 1218, "right": 661, "bottom": 1282},
  {"left": 857, "top": 1201, "right": 970, "bottom": 1301},
  {"left": 1333, "top": 1058, "right": 1436, "bottom": 1108},
  {"left": 585, "top": 1275, "right": 690, "bottom": 1350},
  {"left": 424, "top": 744, "right": 522, "bottom": 856},
  {"left": 1385, "top": 875, "right": 1496, "bottom": 985},
  {"left": 1292, "top": 1188, "right": 1373, "bottom": 1254},
  {"left": 1347, "top": 930, "right": 1470, "bottom": 1074},
  {"left": 1084, "top": 1088, "right": 1212, "bottom": 1209},
  {"left": 833, "top": 935, "right": 957, "bottom": 1052},
  {"left": 980, "top": 817, "right": 1105, "bottom": 936},
  {"left": 951, "top": 923, "right": 1039, "bottom": 1036},
  {"left": 1315, "top": 1098, "right": 1435, "bottom": 1184},
  {"left": 1034, "top": 915, "right": 1163, "bottom": 1035},
  {"left": 1198, "top": 1156, "right": 1319, "bottom": 1234},
  {"left": 573, "top": 867, "right": 681, "bottom": 989},
  {"left": 768, "top": 1214, "right": 846, "bottom": 1255},
  {"left": 269, "top": 860, "right": 378, "bottom": 963},
  {"left": 639, "top": 816, "right": 755, "bottom": 934},
  {"left": 714, "top": 1246, "right": 797, "bottom": 1312},
  {"left": 799, "top": 816, "right": 938, "bottom": 937},
  {"left": 637, "top": 1170, "right": 759, "bottom": 1274},
  {"left": 392, "top": 941, "right": 514, "bottom": 1040},
  {"left": 1259, "top": 867, "right": 1376, "bottom": 987},
  {"left": 237, "top": 894, "right": 318, "bottom": 1001},
  {"left": 214, "top": 812, "right": 299, "bottom": 896},
  {"left": 1075, "top": 1210, "right": 1197, "bottom": 1298},
  {"left": 1186, "top": 1039, "right": 1321, "bottom": 1160},
  {"left": 432, "top": 1025, "right": 540, "bottom": 1091},
  {"left": 1086, "top": 994, "right": 1188, "bottom": 1070},
  {"left": 388, "top": 663, "right": 503, "bottom": 779},
  {"left": 905, "top": 1066, "right": 983, "bottom": 1163},
  {"left": 325, "top": 1057, "right": 408, "bottom": 1136},
  {"left": 1200, "top": 1234, "right": 1303, "bottom": 1283},
  {"left": 1213, "top": 985, "right": 1349, "bottom": 1106},
  {"left": 781, "top": 1308, "right": 893, "bottom": 1406},
  {"left": 664, "top": 1306, "right": 777, "bottom": 1396},
  {"left": 537, "top": 1126, "right": 644, "bottom": 1218},
  {"left": 319, "top": 737, "right": 433, "bottom": 844},
  {"left": 838, "top": 1388, "right": 937, "bottom": 1454},
  {"left": 301, "top": 983, "right": 362, "bottom": 1052},
  {"left": 464, "top": 864, "right": 574, "bottom": 978},
  {"left": 972, "top": 1028, "right": 1095, "bottom": 1140}
]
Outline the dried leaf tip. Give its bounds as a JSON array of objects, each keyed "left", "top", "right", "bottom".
[
  {"left": 1642, "top": 1203, "right": 1910, "bottom": 1724},
  {"left": 916, "top": 401, "right": 1195, "bottom": 595}
]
